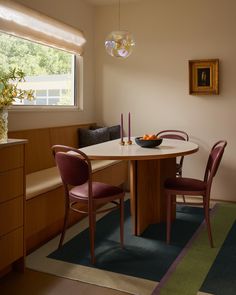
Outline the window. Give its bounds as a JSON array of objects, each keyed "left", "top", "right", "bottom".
[
  {"left": 0, "top": 32, "right": 76, "bottom": 107},
  {"left": 0, "top": 0, "right": 86, "bottom": 110}
]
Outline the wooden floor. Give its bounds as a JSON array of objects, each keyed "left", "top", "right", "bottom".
[{"left": 0, "top": 269, "right": 129, "bottom": 295}]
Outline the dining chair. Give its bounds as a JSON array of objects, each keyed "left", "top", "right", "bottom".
[
  {"left": 164, "top": 140, "right": 227, "bottom": 247},
  {"left": 156, "top": 130, "right": 189, "bottom": 177},
  {"left": 52, "top": 145, "right": 125, "bottom": 264},
  {"left": 157, "top": 130, "right": 189, "bottom": 202}
]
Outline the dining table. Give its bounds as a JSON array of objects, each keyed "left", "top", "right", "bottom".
[{"left": 80, "top": 137, "right": 199, "bottom": 236}]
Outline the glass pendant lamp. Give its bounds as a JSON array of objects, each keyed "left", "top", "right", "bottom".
[{"left": 104, "top": 0, "right": 135, "bottom": 59}]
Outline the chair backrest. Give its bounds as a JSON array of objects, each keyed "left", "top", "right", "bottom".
[
  {"left": 52, "top": 145, "right": 92, "bottom": 187},
  {"left": 204, "top": 141, "right": 227, "bottom": 187},
  {"left": 156, "top": 130, "right": 189, "bottom": 169},
  {"left": 156, "top": 129, "right": 189, "bottom": 141}
]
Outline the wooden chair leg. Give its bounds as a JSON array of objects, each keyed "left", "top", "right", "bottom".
[
  {"left": 166, "top": 194, "right": 172, "bottom": 244},
  {"left": 204, "top": 201, "right": 214, "bottom": 248},
  {"left": 89, "top": 211, "right": 96, "bottom": 264},
  {"left": 120, "top": 197, "right": 124, "bottom": 248},
  {"left": 178, "top": 171, "right": 186, "bottom": 203},
  {"left": 58, "top": 198, "right": 69, "bottom": 249}
]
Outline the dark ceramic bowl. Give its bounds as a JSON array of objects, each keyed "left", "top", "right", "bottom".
[{"left": 135, "top": 137, "right": 163, "bottom": 148}]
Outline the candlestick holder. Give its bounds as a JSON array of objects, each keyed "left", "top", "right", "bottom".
[
  {"left": 127, "top": 139, "right": 132, "bottom": 145},
  {"left": 120, "top": 140, "right": 125, "bottom": 145}
]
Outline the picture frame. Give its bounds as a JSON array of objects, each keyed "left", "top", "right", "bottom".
[{"left": 189, "top": 59, "right": 219, "bottom": 95}]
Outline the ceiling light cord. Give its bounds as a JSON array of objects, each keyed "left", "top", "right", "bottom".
[{"left": 118, "top": 0, "right": 121, "bottom": 31}]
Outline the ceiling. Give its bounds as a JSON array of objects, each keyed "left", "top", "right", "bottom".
[{"left": 85, "top": 0, "right": 141, "bottom": 6}]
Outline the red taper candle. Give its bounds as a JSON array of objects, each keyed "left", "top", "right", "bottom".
[
  {"left": 120, "top": 113, "right": 124, "bottom": 142},
  {"left": 128, "top": 112, "right": 131, "bottom": 141}
]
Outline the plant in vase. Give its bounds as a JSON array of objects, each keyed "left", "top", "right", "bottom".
[{"left": 0, "top": 68, "right": 34, "bottom": 143}]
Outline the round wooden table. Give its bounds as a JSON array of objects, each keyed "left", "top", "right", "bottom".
[{"left": 81, "top": 138, "right": 199, "bottom": 235}]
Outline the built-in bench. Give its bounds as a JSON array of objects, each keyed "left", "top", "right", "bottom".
[
  {"left": 26, "top": 160, "right": 122, "bottom": 200},
  {"left": 9, "top": 124, "right": 128, "bottom": 252}
]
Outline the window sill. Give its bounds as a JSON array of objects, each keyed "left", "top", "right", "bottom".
[{"left": 9, "top": 105, "right": 82, "bottom": 112}]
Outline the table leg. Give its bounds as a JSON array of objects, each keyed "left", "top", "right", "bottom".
[
  {"left": 130, "top": 160, "right": 137, "bottom": 235},
  {"left": 130, "top": 158, "right": 176, "bottom": 235}
]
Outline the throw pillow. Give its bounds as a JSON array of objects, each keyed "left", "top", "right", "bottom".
[
  {"left": 89, "top": 125, "right": 104, "bottom": 130},
  {"left": 108, "top": 125, "right": 120, "bottom": 140},
  {"left": 78, "top": 127, "right": 110, "bottom": 147}
]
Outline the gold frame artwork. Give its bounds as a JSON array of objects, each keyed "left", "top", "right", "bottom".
[{"left": 189, "top": 59, "right": 219, "bottom": 95}]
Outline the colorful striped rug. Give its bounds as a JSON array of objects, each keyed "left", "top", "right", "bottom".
[
  {"left": 152, "top": 203, "right": 236, "bottom": 295},
  {"left": 26, "top": 199, "right": 236, "bottom": 295}
]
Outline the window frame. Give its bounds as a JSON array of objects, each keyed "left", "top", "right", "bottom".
[{"left": 0, "top": 0, "right": 85, "bottom": 112}]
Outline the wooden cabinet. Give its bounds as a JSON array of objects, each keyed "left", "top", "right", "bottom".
[{"left": 0, "top": 139, "right": 26, "bottom": 274}]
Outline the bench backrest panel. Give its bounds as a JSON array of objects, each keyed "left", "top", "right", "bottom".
[
  {"left": 9, "top": 123, "right": 94, "bottom": 174},
  {"left": 50, "top": 125, "right": 80, "bottom": 148}
]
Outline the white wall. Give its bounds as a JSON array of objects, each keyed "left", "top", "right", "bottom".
[
  {"left": 94, "top": 0, "right": 236, "bottom": 201},
  {"left": 9, "top": 0, "right": 95, "bottom": 130}
]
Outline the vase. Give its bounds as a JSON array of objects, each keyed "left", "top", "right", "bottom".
[{"left": 0, "top": 107, "right": 8, "bottom": 143}]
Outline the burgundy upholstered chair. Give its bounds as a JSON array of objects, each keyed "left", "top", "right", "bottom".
[
  {"left": 164, "top": 140, "right": 227, "bottom": 247},
  {"left": 52, "top": 145, "right": 125, "bottom": 264},
  {"left": 157, "top": 130, "right": 189, "bottom": 202},
  {"left": 156, "top": 130, "right": 189, "bottom": 178}
]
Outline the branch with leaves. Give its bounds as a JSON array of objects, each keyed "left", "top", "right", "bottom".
[{"left": 0, "top": 68, "right": 34, "bottom": 108}]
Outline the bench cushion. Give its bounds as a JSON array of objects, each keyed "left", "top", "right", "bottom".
[
  {"left": 26, "top": 167, "right": 61, "bottom": 200},
  {"left": 26, "top": 160, "right": 122, "bottom": 200}
]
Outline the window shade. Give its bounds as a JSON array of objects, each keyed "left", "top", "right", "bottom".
[{"left": 0, "top": 0, "right": 86, "bottom": 55}]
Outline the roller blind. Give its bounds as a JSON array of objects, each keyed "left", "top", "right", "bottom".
[{"left": 0, "top": 0, "right": 86, "bottom": 55}]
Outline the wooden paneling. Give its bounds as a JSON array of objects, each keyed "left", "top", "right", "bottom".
[
  {"left": 0, "top": 169, "right": 23, "bottom": 203},
  {"left": 0, "top": 197, "right": 23, "bottom": 236},
  {"left": 0, "top": 228, "right": 23, "bottom": 270},
  {"left": 0, "top": 145, "right": 23, "bottom": 172},
  {"left": 9, "top": 129, "right": 54, "bottom": 174},
  {"left": 25, "top": 187, "right": 88, "bottom": 252},
  {"left": 25, "top": 187, "right": 65, "bottom": 238},
  {"left": 50, "top": 124, "right": 91, "bottom": 148},
  {"left": 0, "top": 140, "right": 26, "bottom": 274},
  {"left": 9, "top": 124, "right": 95, "bottom": 174},
  {"left": 92, "top": 161, "right": 128, "bottom": 186}
]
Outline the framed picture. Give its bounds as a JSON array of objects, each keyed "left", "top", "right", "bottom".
[{"left": 189, "top": 59, "right": 219, "bottom": 95}]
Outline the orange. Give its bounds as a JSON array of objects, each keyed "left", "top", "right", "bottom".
[
  {"left": 142, "top": 134, "right": 149, "bottom": 140},
  {"left": 149, "top": 134, "right": 157, "bottom": 140},
  {"left": 142, "top": 134, "right": 158, "bottom": 140}
]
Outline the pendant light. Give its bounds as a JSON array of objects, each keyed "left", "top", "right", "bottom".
[{"left": 104, "top": 0, "right": 135, "bottom": 59}]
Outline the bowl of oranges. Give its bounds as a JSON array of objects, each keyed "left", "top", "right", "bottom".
[{"left": 135, "top": 134, "right": 163, "bottom": 148}]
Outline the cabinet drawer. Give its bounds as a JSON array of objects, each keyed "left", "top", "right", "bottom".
[
  {"left": 0, "top": 197, "right": 23, "bottom": 236},
  {"left": 0, "top": 227, "right": 23, "bottom": 270},
  {"left": 0, "top": 169, "right": 24, "bottom": 203},
  {"left": 0, "top": 145, "right": 24, "bottom": 172}
]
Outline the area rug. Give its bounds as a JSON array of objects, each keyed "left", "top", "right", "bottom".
[
  {"left": 26, "top": 199, "right": 236, "bottom": 295},
  {"left": 152, "top": 202, "right": 236, "bottom": 295}
]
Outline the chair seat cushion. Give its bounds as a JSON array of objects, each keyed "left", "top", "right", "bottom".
[
  {"left": 165, "top": 177, "right": 207, "bottom": 192},
  {"left": 69, "top": 182, "right": 123, "bottom": 201}
]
